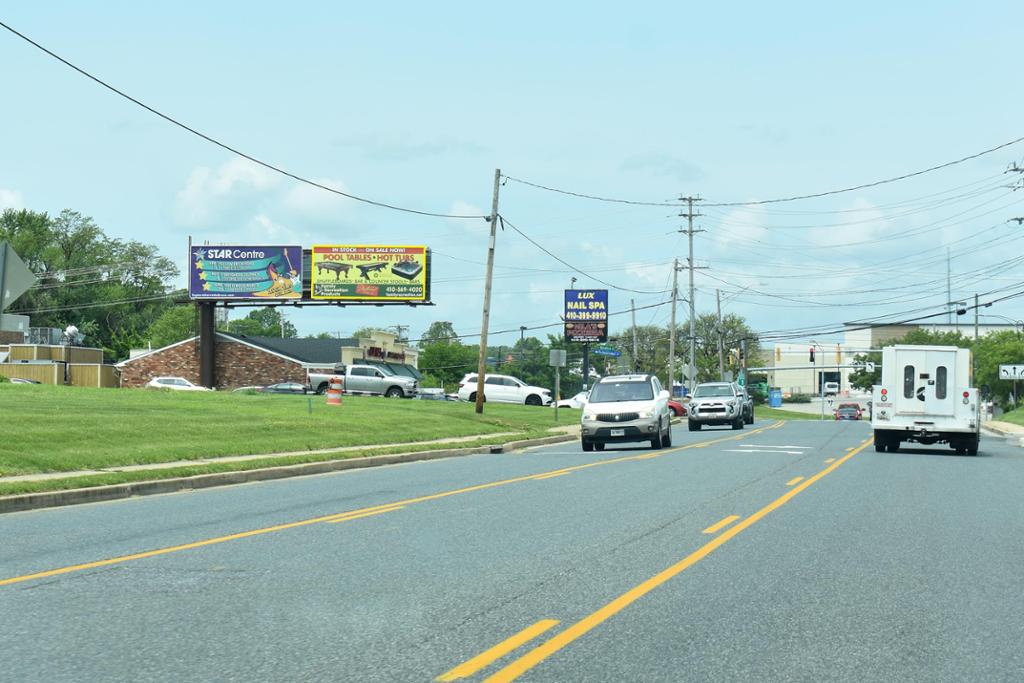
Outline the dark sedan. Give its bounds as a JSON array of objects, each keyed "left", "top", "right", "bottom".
[
  {"left": 834, "top": 405, "right": 862, "bottom": 420},
  {"left": 258, "top": 382, "right": 310, "bottom": 395}
]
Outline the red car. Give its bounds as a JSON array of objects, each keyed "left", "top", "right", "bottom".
[{"left": 668, "top": 399, "right": 687, "bottom": 417}]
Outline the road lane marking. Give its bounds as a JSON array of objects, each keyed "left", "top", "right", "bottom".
[
  {"left": 785, "top": 476, "right": 804, "bottom": 486},
  {"left": 702, "top": 515, "right": 740, "bottom": 534},
  {"left": 736, "top": 444, "right": 811, "bottom": 450},
  {"left": 436, "top": 620, "right": 560, "bottom": 681},
  {"left": 825, "top": 458, "right": 836, "bottom": 463},
  {"left": 324, "top": 505, "right": 405, "bottom": 523},
  {"left": 724, "top": 449, "right": 803, "bottom": 455},
  {"left": 484, "top": 436, "right": 874, "bottom": 683},
  {"left": 0, "top": 422, "right": 786, "bottom": 588},
  {"left": 534, "top": 471, "right": 571, "bottom": 480}
]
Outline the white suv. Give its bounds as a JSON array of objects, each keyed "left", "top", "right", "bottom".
[
  {"left": 457, "top": 373, "right": 553, "bottom": 406},
  {"left": 580, "top": 374, "right": 672, "bottom": 451}
]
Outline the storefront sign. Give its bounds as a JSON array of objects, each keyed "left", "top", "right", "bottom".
[{"left": 564, "top": 289, "right": 608, "bottom": 343}]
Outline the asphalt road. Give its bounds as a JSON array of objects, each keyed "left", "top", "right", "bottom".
[{"left": 2, "top": 419, "right": 1023, "bottom": 682}]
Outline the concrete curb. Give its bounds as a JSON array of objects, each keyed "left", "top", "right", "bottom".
[
  {"left": 981, "top": 422, "right": 1024, "bottom": 438},
  {"left": 0, "top": 433, "right": 578, "bottom": 515}
]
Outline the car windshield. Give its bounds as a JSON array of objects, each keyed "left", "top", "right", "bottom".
[
  {"left": 693, "top": 385, "right": 733, "bottom": 398},
  {"left": 589, "top": 381, "right": 653, "bottom": 403}
]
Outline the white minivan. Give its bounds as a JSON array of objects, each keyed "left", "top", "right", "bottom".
[{"left": 457, "top": 373, "right": 553, "bottom": 406}]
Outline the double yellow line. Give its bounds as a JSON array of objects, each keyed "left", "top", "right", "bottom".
[
  {"left": 0, "top": 422, "right": 781, "bottom": 588},
  {"left": 468, "top": 436, "right": 873, "bottom": 682}
]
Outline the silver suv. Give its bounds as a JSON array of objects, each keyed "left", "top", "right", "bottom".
[
  {"left": 688, "top": 382, "right": 752, "bottom": 431},
  {"left": 581, "top": 374, "right": 672, "bottom": 451}
]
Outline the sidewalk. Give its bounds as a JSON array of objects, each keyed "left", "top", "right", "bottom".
[{"left": 982, "top": 419, "right": 1024, "bottom": 441}]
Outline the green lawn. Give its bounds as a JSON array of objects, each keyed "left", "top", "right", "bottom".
[
  {"left": 755, "top": 406, "right": 824, "bottom": 421},
  {"left": 999, "top": 407, "right": 1024, "bottom": 427},
  {"left": 0, "top": 384, "right": 578, "bottom": 477}
]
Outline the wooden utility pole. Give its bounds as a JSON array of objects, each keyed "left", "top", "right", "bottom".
[
  {"left": 474, "top": 169, "right": 501, "bottom": 414},
  {"left": 667, "top": 258, "right": 679, "bottom": 392},
  {"left": 678, "top": 196, "right": 704, "bottom": 392},
  {"left": 716, "top": 288, "right": 725, "bottom": 381},
  {"left": 631, "top": 298, "right": 638, "bottom": 372}
]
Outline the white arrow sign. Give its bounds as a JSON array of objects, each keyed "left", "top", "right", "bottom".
[{"left": 999, "top": 364, "right": 1024, "bottom": 380}]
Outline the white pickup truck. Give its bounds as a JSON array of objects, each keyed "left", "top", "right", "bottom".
[
  {"left": 871, "top": 345, "right": 980, "bottom": 455},
  {"left": 307, "top": 364, "right": 418, "bottom": 398}
]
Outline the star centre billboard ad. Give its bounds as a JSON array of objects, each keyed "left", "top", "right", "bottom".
[
  {"left": 190, "top": 245, "right": 302, "bottom": 299},
  {"left": 311, "top": 245, "right": 428, "bottom": 301},
  {"left": 564, "top": 288, "right": 608, "bottom": 343}
]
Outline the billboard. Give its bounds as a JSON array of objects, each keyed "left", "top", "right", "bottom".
[
  {"left": 190, "top": 245, "right": 302, "bottom": 299},
  {"left": 564, "top": 289, "right": 608, "bottom": 343},
  {"left": 311, "top": 245, "right": 427, "bottom": 301}
]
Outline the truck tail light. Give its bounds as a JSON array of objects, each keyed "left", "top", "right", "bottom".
[{"left": 962, "top": 391, "right": 970, "bottom": 398}]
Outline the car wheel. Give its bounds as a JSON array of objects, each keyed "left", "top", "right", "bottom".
[
  {"left": 525, "top": 394, "right": 542, "bottom": 406},
  {"left": 732, "top": 416, "right": 743, "bottom": 430},
  {"left": 316, "top": 382, "right": 329, "bottom": 395},
  {"left": 967, "top": 435, "right": 980, "bottom": 456},
  {"left": 663, "top": 423, "right": 672, "bottom": 447},
  {"left": 582, "top": 439, "right": 594, "bottom": 452},
  {"left": 688, "top": 420, "right": 701, "bottom": 432},
  {"left": 745, "top": 411, "right": 754, "bottom": 425},
  {"left": 650, "top": 421, "right": 664, "bottom": 449},
  {"left": 385, "top": 387, "right": 404, "bottom": 399},
  {"left": 468, "top": 392, "right": 485, "bottom": 403}
]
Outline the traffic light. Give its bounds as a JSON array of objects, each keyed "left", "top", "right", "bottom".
[
  {"left": 809, "top": 347, "right": 815, "bottom": 363},
  {"left": 835, "top": 344, "right": 842, "bottom": 365},
  {"left": 775, "top": 347, "right": 782, "bottom": 362}
]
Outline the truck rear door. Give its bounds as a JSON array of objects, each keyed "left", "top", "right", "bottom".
[{"left": 896, "top": 349, "right": 955, "bottom": 417}]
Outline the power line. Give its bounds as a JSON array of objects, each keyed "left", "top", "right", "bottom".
[
  {"left": 0, "top": 20, "right": 487, "bottom": 221},
  {"left": 498, "top": 215, "right": 667, "bottom": 294},
  {"left": 12, "top": 290, "right": 186, "bottom": 315},
  {"left": 502, "top": 135, "right": 1024, "bottom": 208}
]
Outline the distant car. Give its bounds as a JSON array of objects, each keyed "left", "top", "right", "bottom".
[
  {"left": 257, "top": 382, "right": 309, "bottom": 394},
  {"left": 416, "top": 388, "right": 448, "bottom": 401},
  {"left": 555, "top": 391, "right": 589, "bottom": 409},
  {"left": 667, "top": 399, "right": 687, "bottom": 417},
  {"left": 9, "top": 378, "right": 41, "bottom": 385},
  {"left": 457, "top": 373, "right": 552, "bottom": 406},
  {"left": 231, "top": 386, "right": 262, "bottom": 393},
  {"left": 834, "top": 403, "right": 862, "bottom": 420},
  {"left": 146, "top": 376, "right": 211, "bottom": 391},
  {"left": 824, "top": 381, "right": 840, "bottom": 396}
]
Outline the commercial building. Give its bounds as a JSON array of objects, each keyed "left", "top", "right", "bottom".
[{"left": 117, "top": 329, "right": 420, "bottom": 390}]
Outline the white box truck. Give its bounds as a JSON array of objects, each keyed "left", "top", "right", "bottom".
[{"left": 871, "top": 345, "right": 980, "bottom": 455}]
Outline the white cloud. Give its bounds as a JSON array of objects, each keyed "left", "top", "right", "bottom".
[
  {"left": 0, "top": 189, "right": 24, "bottom": 211},
  {"left": 175, "top": 158, "right": 280, "bottom": 226},
  {"left": 250, "top": 214, "right": 297, "bottom": 242},
  {"left": 448, "top": 200, "right": 489, "bottom": 235},
  {"left": 626, "top": 261, "right": 673, "bottom": 287},
  {"left": 282, "top": 178, "right": 352, "bottom": 221}
]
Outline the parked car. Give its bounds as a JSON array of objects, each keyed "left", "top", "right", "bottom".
[
  {"left": 580, "top": 373, "right": 672, "bottom": 451},
  {"left": 824, "top": 381, "right": 840, "bottom": 396},
  {"left": 457, "top": 373, "right": 552, "bottom": 406},
  {"left": 9, "top": 378, "right": 41, "bottom": 385},
  {"left": 258, "top": 382, "right": 309, "bottom": 395},
  {"left": 687, "top": 382, "right": 752, "bottom": 431},
  {"left": 667, "top": 399, "right": 687, "bottom": 417},
  {"left": 555, "top": 391, "right": 589, "bottom": 409},
  {"left": 146, "top": 376, "right": 211, "bottom": 391},
  {"left": 416, "top": 388, "right": 447, "bottom": 401},
  {"left": 308, "top": 364, "right": 418, "bottom": 398}
]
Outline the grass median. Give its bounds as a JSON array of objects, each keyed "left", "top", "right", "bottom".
[
  {"left": 999, "top": 407, "right": 1024, "bottom": 427},
  {"left": 755, "top": 406, "right": 825, "bottom": 421},
  {"left": 0, "top": 384, "right": 579, "bottom": 483}
]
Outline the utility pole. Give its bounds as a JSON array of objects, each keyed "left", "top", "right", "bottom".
[
  {"left": 947, "top": 247, "right": 952, "bottom": 324},
  {"left": 631, "top": 298, "right": 638, "bottom": 372},
  {"left": 974, "top": 292, "right": 979, "bottom": 339},
  {"left": 391, "top": 324, "right": 409, "bottom": 343},
  {"left": 678, "top": 196, "right": 704, "bottom": 393},
  {"left": 668, "top": 257, "right": 679, "bottom": 394},
  {"left": 716, "top": 289, "right": 725, "bottom": 381},
  {"left": 474, "top": 168, "right": 501, "bottom": 414}
]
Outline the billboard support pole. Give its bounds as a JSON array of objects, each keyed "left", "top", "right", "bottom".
[
  {"left": 582, "top": 343, "right": 590, "bottom": 392},
  {"left": 199, "top": 302, "right": 216, "bottom": 388},
  {"left": 475, "top": 168, "right": 501, "bottom": 414}
]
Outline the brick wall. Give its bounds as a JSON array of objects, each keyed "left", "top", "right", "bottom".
[
  {"left": 119, "top": 338, "right": 306, "bottom": 389},
  {"left": 0, "top": 330, "right": 25, "bottom": 344}
]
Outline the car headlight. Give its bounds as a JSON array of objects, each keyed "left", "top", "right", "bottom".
[
  {"left": 637, "top": 409, "right": 653, "bottom": 419},
  {"left": 583, "top": 412, "right": 596, "bottom": 421}
]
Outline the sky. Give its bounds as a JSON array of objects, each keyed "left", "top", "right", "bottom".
[{"left": 2, "top": 1, "right": 1023, "bottom": 349}]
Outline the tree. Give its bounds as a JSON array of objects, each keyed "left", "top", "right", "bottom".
[
  {"left": 418, "top": 340, "right": 478, "bottom": 391},
  {"left": 419, "top": 321, "right": 459, "bottom": 347},
  {"left": 146, "top": 306, "right": 198, "bottom": 348},
  {"left": 350, "top": 326, "right": 388, "bottom": 340},
  {"left": 1, "top": 208, "right": 179, "bottom": 360},
  {"left": 689, "top": 313, "right": 761, "bottom": 384},
  {"left": 306, "top": 332, "right": 338, "bottom": 340},
  {"left": 228, "top": 308, "right": 297, "bottom": 338}
]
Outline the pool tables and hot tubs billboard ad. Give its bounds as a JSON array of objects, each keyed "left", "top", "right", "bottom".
[{"left": 311, "top": 245, "right": 428, "bottom": 301}]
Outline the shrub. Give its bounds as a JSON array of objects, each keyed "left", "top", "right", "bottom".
[{"left": 786, "top": 393, "right": 812, "bottom": 404}]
